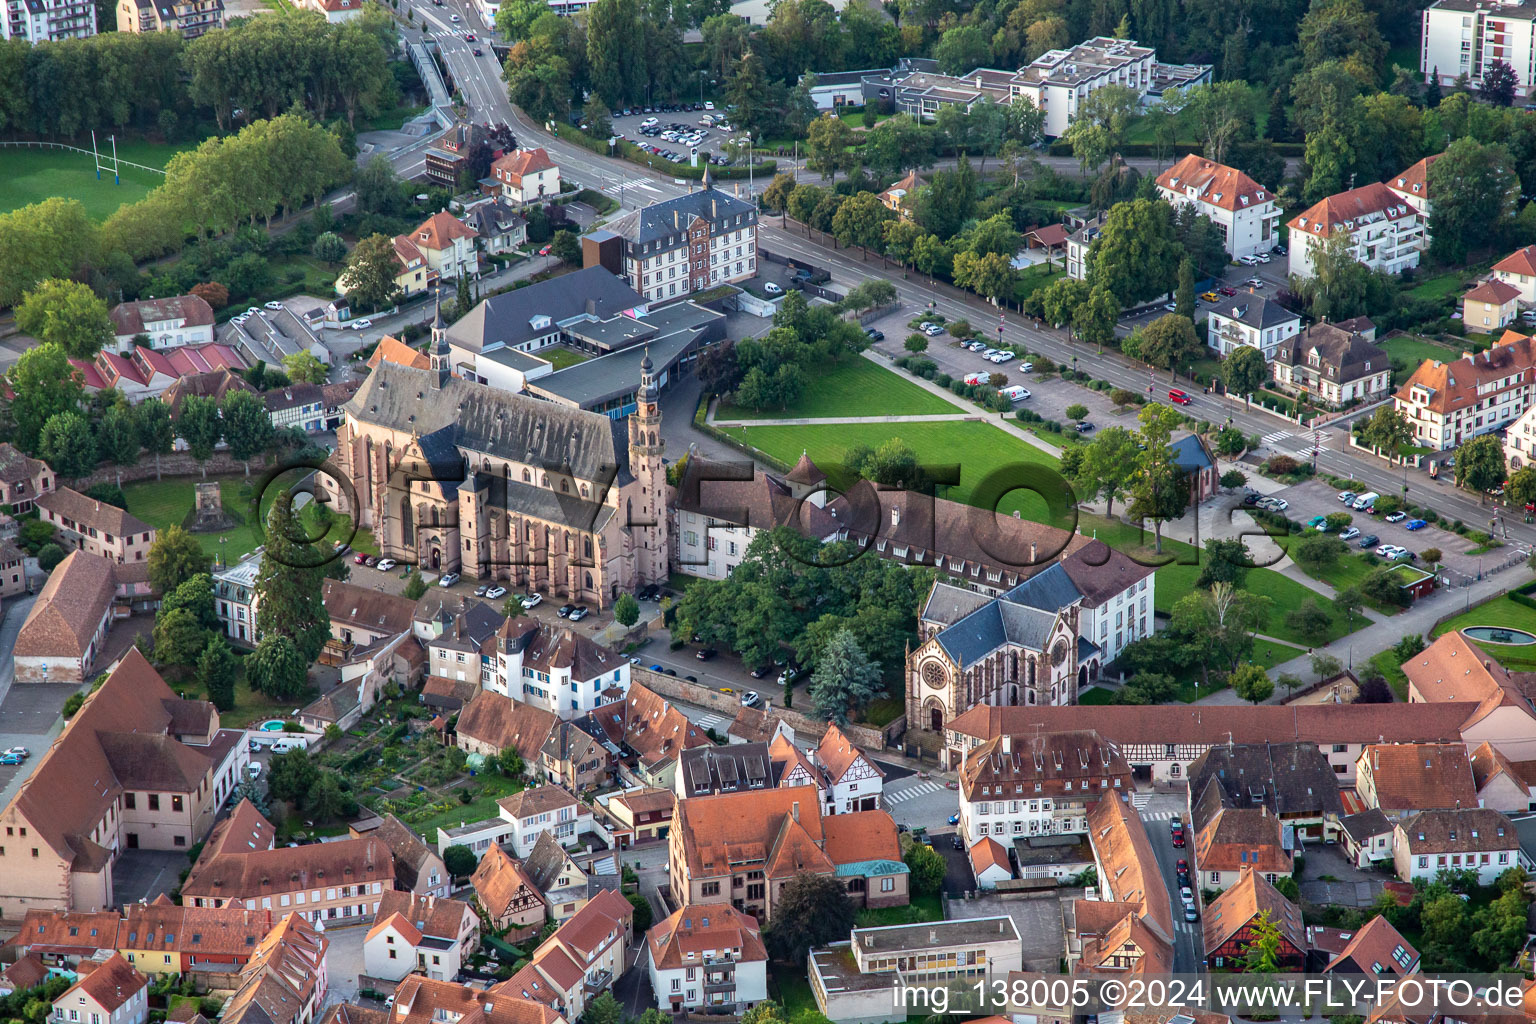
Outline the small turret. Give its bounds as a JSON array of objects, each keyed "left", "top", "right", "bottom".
[{"left": 430, "top": 291, "right": 450, "bottom": 390}]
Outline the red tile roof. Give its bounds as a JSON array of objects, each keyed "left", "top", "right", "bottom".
[
  {"left": 1288, "top": 182, "right": 1413, "bottom": 236},
  {"left": 1465, "top": 279, "right": 1521, "bottom": 306},
  {"left": 14, "top": 549, "right": 116, "bottom": 660},
  {"left": 646, "top": 905, "right": 766, "bottom": 970},
  {"left": 1494, "top": 244, "right": 1536, "bottom": 278},
  {"left": 63, "top": 953, "right": 145, "bottom": 1013},
  {"left": 110, "top": 295, "right": 215, "bottom": 336},
  {"left": 1157, "top": 154, "right": 1272, "bottom": 212},
  {"left": 412, "top": 212, "right": 477, "bottom": 252},
  {"left": 493, "top": 149, "right": 556, "bottom": 188}
]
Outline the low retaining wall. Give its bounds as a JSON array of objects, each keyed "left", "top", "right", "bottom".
[{"left": 70, "top": 452, "right": 274, "bottom": 491}]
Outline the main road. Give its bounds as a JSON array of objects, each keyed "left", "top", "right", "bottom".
[{"left": 396, "top": 2, "right": 1536, "bottom": 552}]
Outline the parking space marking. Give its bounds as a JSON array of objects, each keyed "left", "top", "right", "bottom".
[{"left": 886, "top": 780, "right": 945, "bottom": 804}]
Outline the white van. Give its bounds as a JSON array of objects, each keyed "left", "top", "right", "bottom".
[
  {"left": 270, "top": 737, "right": 309, "bottom": 754},
  {"left": 964, "top": 371, "right": 991, "bottom": 386},
  {"left": 999, "top": 385, "right": 1031, "bottom": 403},
  {"left": 1351, "top": 491, "right": 1379, "bottom": 511}
]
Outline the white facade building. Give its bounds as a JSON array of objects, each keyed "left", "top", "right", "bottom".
[
  {"left": 646, "top": 906, "right": 769, "bottom": 1013},
  {"left": 1504, "top": 403, "right": 1536, "bottom": 470},
  {"left": 109, "top": 295, "right": 216, "bottom": 354},
  {"left": 1204, "top": 295, "right": 1302, "bottom": 359},
  {"left": 1492, "top": 244, "right": 1536, "bottom": 304},
  {"left": 1287, "top": 181, "right": 1426, "bottom": 280},
  {"left": 1009, "top": 38, "right": 1155, "bottom": 138},
  {"left": 435, "top": 785, "right": 595, "bottom": 859},
  {"left": 956, "top": 731, "right": 1134, "bottom": 845},
  {"left": 1420, "top": 0, "right": 1536, "bottom": 95},
  {"left": 600, "top": 175, "right": 757, "bottom": 303},
  {"left": 1, "top": 0, "right": 95, "bottom": 41},
  {"left": 491, "top": 618, "right": 630, "bottom": 718},
  {"left": 212, "top": 551, "right": 263, "bottom": 644},
  {"left": 1155, "top": 155, "right": 1281, "bottom": 260},
  {"left": 1393, "top": 809, "right": 1522, "bottom": 885},
  {"left": 1393, "top": 333, "right": 1536, "bottom": 451}
]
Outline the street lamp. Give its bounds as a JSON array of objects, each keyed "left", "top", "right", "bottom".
[{"left": 698, "top": 71, "right": 707, "bottom": 106}]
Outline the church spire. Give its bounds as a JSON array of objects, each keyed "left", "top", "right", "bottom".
[{"left": 430, "top": 290, "right": 451, "bottom": 390}]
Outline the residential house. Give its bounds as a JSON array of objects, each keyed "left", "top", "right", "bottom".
[
  {"left": 957, "top": 730, "right": 1134, "bottom": 845},
  {"left": 646, "top": 905, "right": 768, "bottom": 1012},
  {"left": 470, "top": 845, "right": 546, "bottom": 936},
  {"left": 36, "top": 488, "right": 155, "bottom": 565},
  {"left": 455, "top": 690, "right": 559, "bottom": 768},
  {"left": 9, "top": 910, "right": 126, "bottom": 970},
  {"left": 1154, "top": 155, "right": 1280, "bottom": 260},
  {"left": 424, "top": 122, "right": 487, "bottom": 189},
  {"left": 1503, "top": 402, "right": 1536, "bottom": 471},
  {"left": 321, "top": 578, "right": 420, "bottom": 673},
  {"left": 368, "top": 336, "right": 431, "bottom": 372},
  {"left": 669, "top": 789, "right": 908, "bottom": 921},
  {"left": 0, "top": 540, "right": 25, "bottom": 600},
  {"left": 1400, "top": 631, "right": 1536, "bottom": 759},
  {"left": 363, "top": 892, "right": 479, "bottom": 982},
  {"left": 115, "top": 900, "right": 275, "bottom": 975},
  {"left": 1354, "top": 743, "right": 1478, "bottom": 818},
  {"left": 161, "top": 369, "right": 255, "bottom": 420},
  {"left": 595, "top": 175, "right": 757, "bottom": 303},
  {"left": 495, "top": 888, "right": 631, "bottom": 1021},
  {"left": 1202, "top": 868, "right": 1306, "bottom": 971},
  {"left": 584, "top": 683, "right": 710, "bottom": 789},
  {"left": 606, "top": 789, "right": 674, "bottom": 847},
  {"left": 809, "top": 919, "right": 1022, "bottom": 1024},
  {"left": 0, "top": 954, "right": 48, "bottom": 996},
  {"left": 182, "top": 804, "right": 394, "bottom": 922},
  {"left": 337, "top": 236, "right": 430, "bottom": 302},
  {"left": 1204, "top": 294, "right": 1302, "bottom": 360},
  {"left": 495, "top": 787, "right": 593, "bottom": 858},
  {"left": 50, "top": 953, "right": 148, "bottom": 1024},
  {"left": 422, "top": 599, "right": 504, "bottom": 689},
  {"left": 492, "top": 149, "right": 561, "bottom": 205},
  {"left": 1186, "top": 743, "right": 1343, "bottom": 841},
  {"left": 1491, "top": 244, "right": 1536, "bottom": 305},
  {"left": 1322, "top": 916, "right": 1419, "bottom": 977},
  {"left": 1337, "top": 809, "right": 1396, "bottom": 868},
  {"left": 1287, "top": 180, "right": 1426, "bottom": 280},
  {"left": 386, "top": 977, "right": 561, "bottom": 1024},
  {"left": 727, "top": 707, "right": 793, "bottom": 747},
  {"left": 263, "top": 384, "right": 325, "bottom": 433},
  {"left": 876, "top": 171, "right": 925, "bottom": 219},
  {"left": 539, "top": 720, "right": 613, "bottom": 794},
  {"left": 1190, "top": 783, "right": 1292, "bottom": 890},
  {"left": 212, "top": 550, "right": 261, "bottom": 643},
  {"left": 1392, "top": 332, "right": 1536, "bottom": 452},
  {"left": 1271, "top": 319, "right": 1391, "bottom": 408},
  {"left": 13, "top": 550, "right": 117, "bottom": 683},
  {"left": 463, "top": 200, "right": 528, "bottom": 256},
  {"left": 301, "top": 0, "right": 363, "bottom": 21},
  {"left": 676, "top": 744, "right": 776, "bottom": 799},
  {"left": 1468, "top": 741, "right": 1536, "bottom": 813},
  {"left": 404, "top": 213, "right": 480, "bottom": 283},
  {"left": 968, "top": 838, "right": 1014, "bottom": 889},
  {"left": 1393, "top": 808, "right": 1519, "bottom": 885},
  {"left": 109, "top": 295, "right": 215, "bottom": 353},
  {"left": 0, "top": 650, "right": 248, "bottom": 917},
  {"left": 1074, "top": 793, "right": 1174, "bottom": 977},
  {"left": 351, "top": 815, "right": 450, "bottom": 899},
  {"left": 815, "top": 724, "right": 885, "bottom": 814},
  {"left": 492, "top": 617, "right": 630, "bottom": 718},
  {"left": 1464, "top": 279, "right": 1522, "bottom": 331},
  {"left": 1421, "top": 0, "right": 1536, "bottom": 96},
  {"left": 520, "top": 832, "right": 602, "bottom": 924},
  {"left": 0, "top": 442, "right": 56, "bottom": 514},
  {"left": 1065, "top": 215, "right": 1104, "bottom": 282},
  {"left": 221, "top": 914, "right": 328, "bottom": 1024}
]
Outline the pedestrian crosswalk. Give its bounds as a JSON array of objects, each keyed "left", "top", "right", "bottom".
[
  {"left": 695, "top": 712, "right": 729, "bottom": 732},
  {"left": 1263, "top": 429, "right": 1324, "bottom": 459},
  {"left": 1261, "top": 430, "right": 1291, "bottom": 447},
  {"left": 886, "top": 779, "right": 947, "bottom": 804},
  {"left": 1141, "top": 810, "right": 1178, "bottom": 821}
]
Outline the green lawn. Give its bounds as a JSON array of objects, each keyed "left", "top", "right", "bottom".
[
  {"left": 1079, "top": 686, "right": 1115, "bottom": 705},
  {"left": 0, "top": 139, "right": 190, "bottom": 220},
  {"left": 1300, "top": 550, "right": 1405, "bottom": 615},
  {"left": 1380, "top": 334, "right": 1461, "bottom": 368},
  {"left": 406, "top": 775, "right": 527, "bottom": 835},
  {"left": 1154, "top": 562, "right": 1360, "bottom": 646},
  {"left": 1014, "top": 261, "right": 1066, "bottom": 303},
  {"left": 1405, "top": 271, "right": 1471, "bottom": 301},
  {"left": 123, "top": 477, "right": 263, "bottom": 560},
  {"left": 1433, "top": 594, "right": 1536, "bottom": 671},
  {"left": 1368, "top": 648, "right": 1411, "bottom": 701},
  {"left": 716, "top": 358, "right": 960, "bottom": 421},
  {"left": 720, "top": 419, "right": 1065, "bottom": 524},
  {"left": 854, "top": 891, "right": 942, "bottom": 927},
  {"left": 540, "top": 346, "right": 590, "bottom": 370}
]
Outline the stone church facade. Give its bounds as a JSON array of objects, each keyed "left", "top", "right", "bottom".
[{"left": 325, "top": 309, "right": 669, "bottom": 609}]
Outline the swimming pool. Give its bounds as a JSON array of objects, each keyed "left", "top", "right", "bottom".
[
  {"left": 1462, "top": 626, "right": 1536, "bottom": 645},
  {"left": 258, "top": 720, "right": 287, "bottom": 731}
]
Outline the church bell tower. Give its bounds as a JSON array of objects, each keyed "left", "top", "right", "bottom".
[
  {"left": 430, "top": 292, "right": 450, "bottom": 390},
  {"left": 627, "top": 348, "right": 668, "bottom": 585}
]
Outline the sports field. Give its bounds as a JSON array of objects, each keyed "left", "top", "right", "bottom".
[{"left": 0, "top": 139, "right": 191, "bottom": 220}]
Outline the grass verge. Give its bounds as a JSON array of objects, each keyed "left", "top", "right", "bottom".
[{"left": 716, "top": 357, "right": 960, "bottom": 420}]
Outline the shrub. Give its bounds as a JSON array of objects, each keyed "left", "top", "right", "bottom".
[
  {"left": 1420, "top": 547, "right": 1442, "bottom": 562},
  {"left": 37, "top": 543, "right": 65, "bottom": 571}
]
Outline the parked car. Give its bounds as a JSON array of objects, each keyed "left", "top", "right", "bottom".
[
  {"left": 0, "top": 753, "right": 22, "bottom": 766},
  {"left": 750, "top": 664, "right": 771, "bottom": 678},
  {"left": 952, "top": 833, "right": 966, "bottom": 850},
  {"left": 1357, "top": 534, "right": 1379, "bottom": 548},
  {"left": 1307, "top": 515, "right": 1329, "bottom": 531},
  {"left": 558, "top": 603, "right": 576, "bottom": 617},
  {"left": 474, "top": 584, "right": 489, "bottom": 596},
  {"left": 248, "top": 762, "right": 262, "bottom": 779},
  {"left": 1405, "top": 518, "right": 1428, "bottom": 530},
  {"left": 1019, "top": 361, "right": 1034, "bottom": 372},
  {"left": 486, "top": 586, "right": 507, "bottom": 600},
  {"left": 1267, "top": 497, "right": 1289, "bottom": 511},
  {"left": 865, "top": 328, "right": 884, "bottom": 341},
  {"left": 1340, "top": 526, "right": 1360, "bottom": 540},
  {"left": 364, "top": 556, "right": 377, "bottom": 567},
  {"left": 696, "top": 648, "right": 718, "bottom": 661},
  {"left": 264, "top": 300, "right": 283, "bottom": 310},
  {"left": 1385, "top": 510, "right": 1408, "bottom": 523},
  {"left": 1179, "top": 886, "right": 1196, "bottom": 907},
  {"left": 948, "top": 813, "right": 961, "bottom": 826},
  {"left": 741, "top": 690, "right": 762, "bottom": 707},
  {"left": 990, "top": 351, "right": 1015, "bottom": 363},
  {"left": 1218, "top": 285, "right": 1237, "bottom": 296},
  {"left": 1075, "top": 421, "right": 1095, "bottom": 432},
  {"left": 1163, "top": 302, "right": 1177, "bottom": 311},
  {"left": 438, "top": 571, "right": 460, "bottom": 587},
  {"left": 569, "top": 606, "right": 590, "bottom": 621},
  {"left": 3, "top": 747, "right": 28, "bottom": 759},
  {"left": 1200, "top": 291, "right": 1220, "bottom": 302},
  {"left": 763, "top": 282, "right": 783, "bottom": 295},
  {"left": 924, "top": 323, "right": 944, "bottom": 336},
  {"left": 376, "top": 558, "right": 397, "bottom": 571},
  {"left": 353, "top": 552, "right": 368, "bottom": 564},
  {"left": 351, "top": 318, "right": 372, "bottom": 330},
  {"left": 523, "top": 592, "right": 543, "bottom": 608},
  {"left": 1184, "top": 906, "right": 1199, "bottom": 923},
  {"left": 1338, "top": 491, "right": 1356, "bottom": 504}
]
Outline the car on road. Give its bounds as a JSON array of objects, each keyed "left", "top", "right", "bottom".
[
  {"left": 1340, "top": 526, "right": 1360, "bottom": 540},
  {"left": 1162, "top": 302, "right": 1177, "bottom": 312},
  {"left": 1338, "top": 491, "right": 1356, "bottom": 503},
  {"left": 1385, "top": 510, "right": 1408, "bottom": 523},
  {"left": 523, "top": 592, "right": 542, "bottom": 608},
  {"left": 0, "top": 753, "right": 23, "bottom": 766},
  {"left": 696, "top": 648, "right": 717, "bottom": 661},
  {"left": 351, "top": 318, "right": 372, "bottom": 330},
  {"left": 1168, "top": 388, "right": 1192, "bottom": 405},
  {"left": 538, "top": 244, "right": 552, "bottom": 256},
  {"left": 1357, "top": 533, "right": 1379, "bottom": 548},
  {"left": 948, "top": 813, "right": 961, "bottom": 826},
  {"left": 1184, "top": 905, "right": 1199, "bottom": 923},
  {"left": 376, "top": 558, "right": 397, "bottom": 571},
  {"left": 1200, "top": 291, "right": 1220, "bottom": 302},
  {"left": 438, "top": 571, "right": 460, "bottom": 587},
  {"left": 486, "top": 586, "right": 507, "bottom": 600},
  {"left": 569, "top": 606, "right": 590, "bottom": 621},
  {"left": 464, "top": 32, "right": 475, "bottom": 40},
  {"left": 473, "top": 47, "right": 482, "bottom": 55},
  {"left": 741, "top": 690, "right": 762, "bottom": 707},
  {"left": 1405, "top": 518, "right": 1428, "bottom": 530},
  {"left": 650, "top": 664, "right": 664, "bottom": 671},
  {"left": 1170, "top": 816, "right": 1185, "bottom": 847},
  {"left": 1176, "top": 858, "right": 1189, "bottom": 877},
  {"left": 1179, "top": 886, "right": 1195, "bottom": 907}
]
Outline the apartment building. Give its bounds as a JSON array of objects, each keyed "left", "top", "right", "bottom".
[
  {"left": 1420, "top": 0, "right": 1536, "bottom": 95},
  {"left": 1287, "top": 181, "right": 1426, "bottom": 280},
  {"left": 1010, "top": 38, "right": 1153, "bottom": 137},
  {"left": 222, "top": 914, "right": 328, "bottom": 1024},
  {"left": 1491, "top": 243, "right": 1536, "bottom": 303},
  {"left": 0, "top": 650, "right": 247, "bottom": 917},
  {"left": 109, "top": 295, "right": 216, "bottom": 351},
  {"left": 646, "top": 905, "right": 768, "bottom": 1013},
  {"left": 37, "top": 487, "right": 155, "bottom": 565},
  {"left": 492, "top": 149, "right": 561, "bottom": 205},
  {"left": 598, "top": 174, "right": 757, "bottom": 303},
  {"left": 1204, "top": 295, "right": 1301, "bottom": 360},
  {"left": 492, "top": 616, "right": 630, "bottom": 717},
  {"left": 957, "top": 730, "right": 1133, "bottom": 844},
  {"left": 1503, "top": 403, "right": 1536, "bottom": 470},
  {"left": 1393, "top": 332, "right": 1536, "bottom": 450},
  {"left": 1155, "top": 155, "right": 1280, "bottom": 260},
  {"left": 1271, "top": 320, "right": 1391, "bottom": 408},
  {"left": 1, "top": 0, "right": 95, "bottom": 43},
  {"left": 1393, "top": 808, "right": 1520, "bottom": 884},
  {"left": 363, "top": 892, "right": 480, "bottom": 982},
  {"left": 0, "top": 442, "right": 55, "bottom": 514}
]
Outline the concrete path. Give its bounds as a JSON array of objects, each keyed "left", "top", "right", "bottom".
[{"left": 712, "top": 412, "right": 975, "bottom": 427}]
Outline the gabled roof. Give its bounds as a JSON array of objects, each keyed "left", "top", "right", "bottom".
[
  {"left": 587, "top": 682, "right": 709, "bottom": 769},
  {"left": 1202, "top": 868, "right": 1305, "bottom": 957},
  {"left": 1399, "top": 630, "right": 1535, "bottom": 727},
  {"left": 1288, "top": 182, "right": 1414, "bottom": 236},
  {"left": 374, "top": 892, "right": 472, "bottom": 941},
  {"left": 604, "top": 183, "right": 755, "bottom": 247},
  {"left": 968, "top": 836, "right": 1010, "bottom": 875},
  {"left": 366, "top": 814, "right": 441, "bottom": 892},
  {"left": 111, "top": 294, "right": 215, "bottom": 335},
  {"left": 1387, "top": 154, "right": 1440, "bottom": 201},
  {"left": 1493, "top": 244, "right": 1536, "bottom": 278},
  {"left": 1208, "top": 294, "right": 1301, "bottom": 331},
  {"left": 1087, "top": 794, "right": 1173, "bottom": 943},
  {"left": 14, "top": 549, "right": 117, "bottom": 660},
  {"left": 1325, "top": 915, "right": 1419, "bottom": 976},
  {"left": 1396, "top": 807, "right": 1515, "bottom": 853},
  {"left": 1186, "top": 742, "right": 1342, "bottom": 819},
  {"left": 365, "top": 912, "right": 421, "bottom": 947},
  {"left": 457, "top": 691, "right": 559, "bottom": 763},
  {"left": 1274, "top": 321, "right": 1389, "bottom": 383},
  {"left": 816, "top": 724, "right": 882, "bottom": 785},
  {"left": 521, "top": 830, "right": 585, "bottom": 894},
  {"left": 673, "top": 788, "right": 825, "bottom": 878},
  {"left": 1156, "top": 154, "right": 1272, "bottom": 212},
  {"left": 368, "top": 336, "right": 431, "bottom": 371},
  {"left": 492, "top": 148, "right": 556, "bottom": 186},
  {"left": 472, "top": 844, "right": 545, "bottom": 917},
  {"left": 411, "top": 212, "right": 477, "bottom": 252},
  {"left": 646, "top": 905, "right": 767, "bottom": 970},
  {"left": 59, "top": 953, "right": 145, "bottom": 1013},
  {"left": 36, "top": 486, "right": 153, "bottom": 538},
  {"left": 1465, "top": 279, "right": 1522, "bottom": 306},
  {"left": 321, "top": 579, "right": 418, "bottom": 636},
  {"left": 1469, "top": 740, "right": 1536, "bottom": 794},
  {"left": 1361, "top": 743, "right": 1478, "bottom": 813},
  {"left": 498, "top": 784, "right": 579, "bottom": 821},
  {"left": 820, "top": 809, "right": 902, "bottom": 867}
]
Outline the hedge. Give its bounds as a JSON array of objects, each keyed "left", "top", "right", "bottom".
[
  {"left": 692, "top": 394, "right": 790, "bottom": 472},
  {"left": 1045, "top": 139, "right": 1306, "bottom": 159}
]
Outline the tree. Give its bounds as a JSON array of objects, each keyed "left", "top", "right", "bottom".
[
  {"left": 1359, "top": 405, "right": 1413, "bottom": 460},
  {"left": 551, "top": 230, "right": 581, "bottom": 264},
  {"left": 1174, "top": 258, "right": 1196, "bottom": 319},
  {"left": 1242, "top": 909, "right": 1285, "bottom": 973},
  {"left": 1138, "top": 314, "right": 1202, "bottom": 373},
  {"left": 1311, "top": 651, "right": 1344, "bottom": 680},
  {"left": 1088, "top": 198, "right": 1181, "bottom": 305},
  {"left": 7, "top": 343, "right": 83, "bottom": 456},
  {"left": 266, "top": 748, "right": 320, "bottom": 806},
  {"left": 831, "top": 192, "right": 894, "bottom": 257},
  {"left": 504, "top": 37, "right": 574, "bottom": 123},
  {"left": 1335, "top": 586, "right": 1363, "bottom": 630},
  {"left": 808, "top": 629, "right": 883, "bottom": 725},
  {"left": 343, "top": 233, "right": 404, "bottom": 314},
  {"left": 312, "top": 231, "right": 348, "bottom": 264},
  {"left": 282, "top": 351, "right": 329, "bottom": 385},
  {"left": 1298, "top": 0, "right": 1386, "bottom": 81},
  {"left": 149, "top": 525, "right": 211, "bottom": 594},
  {"left": 1111, "top": 388, "right": 1136, "bottom": 411},
  {"left": 254, "top": 491, "right": 331, "bottom": 663},
  {"left": 197, "top": 634, "right": 238, "bottom": 711},
  {"left": 221, "top": 390, "right": 275, "bottom": 473},
  {"left": 614, "top": 592, "right": 641, "bottom": 627},
  {"left": 952, "top": 250, "right": 1016, "bottom": 303},
  {"left": 1065, "top": 403, "right": 1089, "bottom": 423},
  {"left": 1284, "top": 598, "right": 1333, "bottom": 645},
  {"left": 1231, "top": 664, "right": 1275, "bottom": 704},
  {"left": 903, "top": 840, "right": 945, "bottom": 896},
  {"left": 306, "top": 772, "right": 348, "bottom": 820},
  {"left": 154, "top": 607, "right": 208, "bottom": 669},
  {"left": 903, "top": 334, "right": 929, "bottom": 353},
  {"left": 136, "top": 399, "right": 176, "bottom": 477},
  {"left": 764, "top": 872, "right": 856, "bottom": 963},
  {"left": 443, "top": 845, "right": 479, "bottom": 880},
  {"left": 162, "top": 573, "right": 220, "bottom": 631},
  {"left": 39, "top": 411, "right": 97, "bottom": 478},
  {"left": 582, "top": 994, "right": 622, "bottom": 1024},
  {"left": 1074, "top": 426, "right": 1140, "bottom": 518},
  {"left": 1481, "top": 59, "right": 1518, "bottom": 106},
  {"left": 1195, "top": 537, "right": 1252, "bottom": 589},
  {"left": 402, "top": 569, "right": 427, "bottom": 600},
  {"left": 37, "top": 543, "right": 65, "bottom": 572},
  {"left": 0, "top": 197, "right": 99, "bottom": 308},
  {"left": 762, "top": 173, "right": 796, "bottom": 221},
  {"left": 178, "top": 394, "right": 222, "bottom": 465},
  {"left": 1428, "top": 138, "right": 1518, "bottom": 264},
  {"left": 1508, "top": 464, "right": 1536, "bottom": 510},
  {"left": 1454, "top": 434, "right": 1506, "bottom": 500},
  {"left": 1225, "top": 345, "right": 1268, "bottom": 408},
  {"left": 1179, "top": 81, "right": 1259, "bottom": 166},
  {"left": 933, "top": 24, "right": 991, "bottom": 75},
  {"left": 1129, "top": 402, "right": 1192, "bottom": 553},
  {"left": 247, "top": 634, "right": 309, "bottom": 699},
  {"left": 1073, "top": 285, "right": 1119, "bottom": 353},
  {"left": 98, "top": 404, "right": 141, "bottom": 466},
  {"left": 15, "top": 279, "right": 114, "bottom": 360},
  {"left": 1294, "top": 533, "right": 1348, "bottom": 572},
  {"left": 498, "top": 747, "right": 526, "bottom": 777},
  {"left": 805, "top": 114, "right": 857, "bottom": 179},
  {"left": 1063, "top": 85, "right": 1137, "bottom": 173}
]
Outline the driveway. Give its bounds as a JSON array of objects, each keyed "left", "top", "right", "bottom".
[
  {"left": 947, "top": 893, "right": 1066, "bottom": 972},
  {"left": 1297, "top": 842, "right": 1385, "bottom": 909},
  {"left": 112, "top": 849, "right": 188, "bottom": 906},
  {"left": 932, "top": 835, "right": 976, "bottom": 897}
]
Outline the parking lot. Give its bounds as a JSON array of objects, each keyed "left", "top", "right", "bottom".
[
  {"left": 607, "top": 104, "right": 748, "bottom": 167},
  {"left": 1118, "top": 255, "right": 1287, "bottom": 330}
]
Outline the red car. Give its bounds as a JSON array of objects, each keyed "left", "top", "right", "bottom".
[
  {"left": 538, "top": 244, "right": 552, "bottom": 256},
  {"left": 353, "top": 552, "right": 368, "bottom": 564},
  {"left": 1218, "top": 285, "right": 1237, "bottom": 296},
  {"left": 1170, "top": 822, "right": 1186, "bottom": 847},
  {"left": 1168, "top": 388, "right": 1192, "bottom": 405}
]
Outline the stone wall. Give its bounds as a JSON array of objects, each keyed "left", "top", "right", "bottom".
[{"left": 71, "top": 452, "right": 268, "bottom": 492}]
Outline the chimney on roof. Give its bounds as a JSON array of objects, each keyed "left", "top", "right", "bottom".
[
  {"left": 1030, "top": 542, "right": 1037, "bottom": 562},
  {"left": 929, "top": 929, "right": 937, "bottom": 943},
  {"left": 1003, "top": 736, "right": 1012, "bottom": 755},
  {"left": 791, "top": 801, "right": 799, "bottom": 822}
]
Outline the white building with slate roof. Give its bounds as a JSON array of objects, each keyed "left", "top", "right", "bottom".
[
  {"left": 599, "top": 173, "right": 758, "bottom": 302},
  {"left": 906, "top": 542, "right": 1155, "bottom": 735}
]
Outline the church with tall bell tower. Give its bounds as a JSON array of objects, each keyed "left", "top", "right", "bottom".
[{"left": 325, "top": 321, "right": 671, "bottom": 609}]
